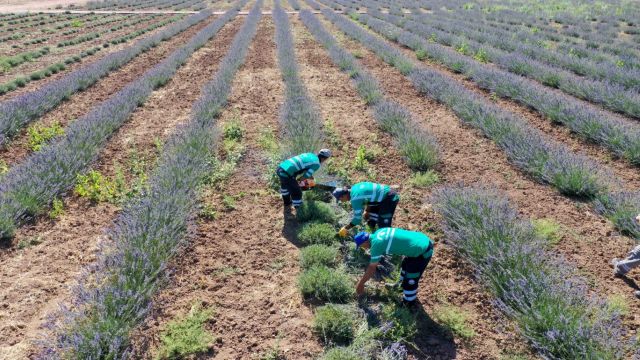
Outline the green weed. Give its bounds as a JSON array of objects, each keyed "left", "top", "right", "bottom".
[
  {"left": 48, "top": 198, "right": 65, "bottom": 220},
  {"left": 408, "top": 170, "right": 439, "bottom": 188},
  {"left": 17, "top": 236, "right": 43, "bottom": 249},
  {"left": 27, "top": 121, "right": 64, "bottom": 151},
  {"left": 380, "top": 303, "right": 417, "bottom": 342},
  {"left": 155, "top": 303, "right": 215, "bottom": 360},
  {"left": 433, "top": 304, "right": 476, "bottom": 340},
  {"left": 532, "top": 218, "right": 563, "bottom": 245}
]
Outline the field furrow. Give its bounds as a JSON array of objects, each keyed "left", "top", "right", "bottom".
[
  {"left": 129, "top": 16, "right": 322, "bottom": 359},
  {"left": 318, "top": 8, "right": 640, "bottom": 348},
  {"left": 0, "top": 14, "right": 242, "bottom": 359},
  {"left": 0, "top": 15, "right": 210, "bottom": 170}
]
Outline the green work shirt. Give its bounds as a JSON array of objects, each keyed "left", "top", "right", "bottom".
[
  {"left": 278, "top": 153, "right": 320, "bottom": 178},
  {"left": 369, "top": 228, "right": 433, "bottom": 264},
  {"left": 349, "top": 182, "right": 391, "bottom": 226}
]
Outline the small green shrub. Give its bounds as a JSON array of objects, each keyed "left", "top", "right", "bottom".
[
  {"left": 532, "top": 218, "right": 563, "bottom": 245},
  {"left": 223, "top": 119, "right": 244, "bottom": 141},
  {"left": 352, "top": 145, "right": 369, "bottom": 171},
  {"left": 380, "top": 303, "right": 417, "bottom": 342},
  {"left": 48, "top": 198, "right": 65, "bottom": 220},
  {"left": 299, "top": 266, "right": 354, "bottom": 303},
  {"left": 75, "top": 170, "right": 124, "bottom": 203},
  {"left": 606, "top": 294, "right": 629, "bottom": 316},
  {"left": 29, "top": 70, "right": 45, "bottom": 80},
  {"left": 319, "top": 346, "right": 361, "bottom": 360},
  {"left": 296, "top": 201, "right": 337, "bottom": 224},
  {"left": 433, "top": 305, "right": 476, "bottom": 340},
  {"left": 409, "top": 170, "right": 439, "bottom": 188},
  {"left": 300, "top": 244, "right": 338, "bottom": 269},
  {"left": 13, "top": 76, "right": 28, "bottom": 87},
  {"left": 313, "top": 304, "right": 357, "bottom": 345},
  {"left": 27, "top": 121, "right": 64, "bottom": 151},
  {"left": 298, "top": 223, "right": 337, "bottom": 246},
  {"left": 155, "top": 303, "right": 214, "bottom": 360}
]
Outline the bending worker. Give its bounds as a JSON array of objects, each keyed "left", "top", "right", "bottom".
[
  {"left": 611, "top": 214, "right": 640, "bottom": 299},
  {"left": 333, "top": 182, "right": 400, "bottom": 237},
  {"left": 354, "top": 228, "right": 434, "bottom": 305},
  {"left": 277, "top": 149, "right": 331, "bottom": 210}
]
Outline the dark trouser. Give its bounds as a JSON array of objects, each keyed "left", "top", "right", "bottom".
[
  {"left": 400, "top": 245, "right": 433, "bottom": 303},
  {"left": 367, "top": 190, "right": 399, "bottom": 228},
  {"left": 277, "top": 167, "right": 302, "bottom": 208}
]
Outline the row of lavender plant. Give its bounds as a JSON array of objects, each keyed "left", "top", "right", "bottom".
[
  {"left": 0, "top": 10, "right": 210, "bottom": 147},
  {"left": 273, "top": 0, "right": 324, "bottom": 156},
  {"left": 288, "top": 0, "right": 301, "bottom": 10},
  {"left": 433, "top": 185, "right": 627, "bottom": 359},
  {"left": 0, "top": 6, "right": 243, "bottom": 240},
  {"left": 299, "top": 9, "right": 438, "bottom": 171},
  {"left": 363, "top": 2, "right": 640, "bottom": 121},
  {"left": 355, "top": 8, "right": 640, "bottom": 166},
  {"left": 402, "top": 0, "right": 640, "bottom": 84},
  {"left": 39, "top": 1, "right": 261, "bottom": 358},
  {"left": 406, "top": 8, "right": 640, "bottom": 97},
  {"left": 320, "top": 6, "right": 640, "bottom": 239}
]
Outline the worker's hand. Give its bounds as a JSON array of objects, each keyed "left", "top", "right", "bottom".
[
  {"left": 363, "top": 211, "right": 369, "bottom": 220},
  {"left": 356, "top": 282, "right": 366, "bottom": 297},
  {"left": 338, "top": 226, "right": 349, "bottom": 238},
  {"left": 636, "top": 214, "right": 640, "bottom": 223},
  {"left": 307, "top": 178, "right": 316, "bottom": 188}
]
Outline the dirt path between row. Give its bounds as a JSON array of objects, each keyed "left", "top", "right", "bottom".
[
  {"left": 292, "top": 14, "right": 529, "bottom": 359},
  {"left": 320, "top": 14, "right": 640, "bottom": 343},
  {"left": 0, "top": 15, "right": 213, "bottom": 169},
  {"left": 0, "top": 17, "right": 243, "bottom": 359}
]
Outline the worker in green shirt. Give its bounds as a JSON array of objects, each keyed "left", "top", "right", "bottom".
[
  {"left": 277, "top": 149, "right": 331, "bottom": 210},
  {"left": 332, "top": 182, "right": 400, "bottom": 237},
  {"left": 354, "top": 228, "right": 434, "bottom": 305}
]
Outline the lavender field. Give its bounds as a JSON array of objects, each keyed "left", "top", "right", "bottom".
[{"left": 0, "top": 0, "right": 638, "bottom": 359}]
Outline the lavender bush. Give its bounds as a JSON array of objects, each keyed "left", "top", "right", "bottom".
[
  {"left": 433, "top": 185, "right": 626, "bottom": 360},
  {"left": 39, "top": 1, "right": 261, "bottom": 358},
  {"left": 299, "top": 9, "right": 439, "bottom": 171},
  {"left": 0, "top": 10, "right": 211, "bottom": 146},
  {"left": 0, "top": 6, "right": 243, "bottom": 239}
]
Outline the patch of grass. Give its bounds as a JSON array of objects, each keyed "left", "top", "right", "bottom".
[
  {"left": 296, "top": 201, "right": 337, "bottom": 224},
  {"left": 213, "top": 267, "right": 238, "bottom": 279},
  {"left": 222, "top": 195, "right": 236, "bottom": 211},
  {"left": 532, "top": 218, "right": 563, "bottom": 245},
  {"left": 313, "top": 304, "right": 358, "bottom": 345},
  {"left": 261, "top": 336, "right": 285, "bottom": 360},
  {"left": 17, "top": 236, "right": 42, "bottom": 249},
  {"left": 48, "top": 198, "right": 64, "bottom": 220},
  {"left": 300, "top": 244, "right": 339, "bottom": 269},
  {"left": 270, "top": 257, "right": 287, "bottom": 272},
  {"left": 199, "top": 203, "right": 217, "bottom": 221},
  {"left": 319, "top": 346, "right": 361, "bottom": 360},
  {"left": 223, "top": 118, "right": 244, "bottom": 141},
  {"left": 298, "top": 266, "right": 354, "bottom": 303},
  {"left": 433, "top": 304, "right": 476, "bottom": 340},
  {"left": 408, "top": 170, "right": 439, "bottom": 188},
  {"left": 298, "top": 223, "right": 337, "bottom": 246},
  {"left": 380, "top": 303, "right": 417, "bottom": 342},
  {"left": 352, "top": 145, "right": 370, "bottom": 171},
  {"left": 27, "top": 121, "right": 64, "bottom": 151},
  {"left": 606, "top": 294, "right": 629, "bottom": 316},
  {"left": 155, "top": 302, "right": 214, "bottom": 360},
  {"left": 75, "top": 170, "right": 123, "bottom": 203}
]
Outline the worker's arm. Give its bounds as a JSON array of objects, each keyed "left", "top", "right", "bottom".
[
  {"left": 356, "top": 262, "right": 379, "bottom": 296},
  {"left": 350, "top": 199, "right": 364, "bottom": 227},
  {"left": 301, "top": 163, "right": 320, "bottom": 179}
]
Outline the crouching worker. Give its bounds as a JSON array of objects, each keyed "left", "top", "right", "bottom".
[
  {"left": 277, "top": 149, "right": 331, "bottom": 211},
  {"left": 354, "top": 228, "right": 434, "bottom": 305},
  {"left": 333, "top": 182, "right": 400, "bottom": 238},
  {"left": 611, "top": 214, "right": 640, "bottom": 298}
]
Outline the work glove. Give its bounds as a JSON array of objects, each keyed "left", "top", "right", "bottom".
[{"left": 338, "top": 226, "right": 349, "bottom": 238}]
